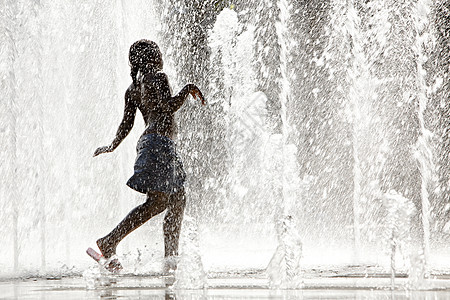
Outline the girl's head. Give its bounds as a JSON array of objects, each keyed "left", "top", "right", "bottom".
[{"left": 129, "top": 40, "right": 163, "bottom": 86}]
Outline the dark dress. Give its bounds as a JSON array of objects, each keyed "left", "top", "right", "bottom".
[{"left": 126, "top": 134, "right": 186, "bottom": 195}]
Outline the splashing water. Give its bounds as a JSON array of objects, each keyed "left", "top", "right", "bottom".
[
  {"left": 412, "top": 0, "right": 438, "bottom": 277},
  {"left": 0, "top": 0, "right": 448, "bottom": 289},
  {"left": 267, "top": 215, "right": 303, "bottom": 289},
  {"left": 382, "top": 190, "right": 415, "bottom": 288},
  {"left": 174, "top": 215, "right": 207, "bottom": 289}
]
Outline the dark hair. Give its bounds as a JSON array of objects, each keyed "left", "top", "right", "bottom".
[{"left": 129, "top": 39, "right": 163, "bottom": 87}]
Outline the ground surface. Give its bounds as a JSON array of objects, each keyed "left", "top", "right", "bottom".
[{"left": 1, "top": 267, "right": 450, "bottom": 299}]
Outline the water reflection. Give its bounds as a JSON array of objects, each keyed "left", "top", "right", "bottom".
[{"left": 3, "top": 277, "right": 450, "bottom": 300}]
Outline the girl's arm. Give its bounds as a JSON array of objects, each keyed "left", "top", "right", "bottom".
[
  {"left": 170, "top": 83, "right": 206, "bottom": 112},
  {"left": 150, "top": 73, "right": 205, "bottom": 112},
  {"left": 94, "top": 89, "right": 137, "bottom": 157}
]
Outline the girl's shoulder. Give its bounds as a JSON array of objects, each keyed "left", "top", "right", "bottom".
[
  {"left": 143, "top": 72, "right": 169, "bottom": 90},
  {"left": 154, "top": 72, "right": 168, "bottom": 82}
]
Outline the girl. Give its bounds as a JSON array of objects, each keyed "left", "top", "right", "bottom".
[{"left": 93, "top": 40, "right": 205, "bottom": 271}]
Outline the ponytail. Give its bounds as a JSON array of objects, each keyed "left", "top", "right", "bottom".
[{"left": 130, "top": 66, "right": 139, "bottom": 88}]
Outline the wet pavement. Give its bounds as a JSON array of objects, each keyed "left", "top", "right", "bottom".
[{"left": 1, "top": 270, "right": 450, "bottom": 300}]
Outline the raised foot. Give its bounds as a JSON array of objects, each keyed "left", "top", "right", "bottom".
[
  {"left": 86, "top": 247, "right": 104, "bottom": 263},
  {"left": 86, "top": 247, "right": 123, "bottom": 273},
  {"left": 105, "top": 258, "right": 123, "bottom": 273}
]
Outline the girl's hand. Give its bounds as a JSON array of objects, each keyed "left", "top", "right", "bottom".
[
  {"left": 93, "top": 145, "right": 113, "bottom": 157},
  {"left": 190, "top": 86, "right": 206, "bottom": 105}
]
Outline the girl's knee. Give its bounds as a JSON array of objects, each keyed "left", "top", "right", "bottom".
[{"left": 145, "top": 191, "right": 169, "bottom": 208}]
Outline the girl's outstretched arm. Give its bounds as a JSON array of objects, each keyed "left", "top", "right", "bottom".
[
  {"left": 94, "top": 89, "right": 137, "bottom": 157},
  {"left": 150, "top": 73, "right": 205, "bottom": 112},
  {"left": 170, "top": 83, "right": 206, "bottom": 111}
]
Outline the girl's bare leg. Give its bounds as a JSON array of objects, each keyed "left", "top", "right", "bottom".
[
  {"left": 97, "top": 191, "right": 168, "bottom": 259},
  {"left": 163, "top": 188, "right": 186, "bottom": 258}
]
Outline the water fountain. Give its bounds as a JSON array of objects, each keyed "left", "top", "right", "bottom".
[
  {"left": 0, "top": 0, "right": 449, "bottom": 298},
  {"left": 412, "top": 0, "right": 438, "bottom": 276},
  {"left": 382, "top": 190, "right": 415, "bottom": 288},
  {"left": 173, "top": 216, "right": 206, "bottom": 289}
]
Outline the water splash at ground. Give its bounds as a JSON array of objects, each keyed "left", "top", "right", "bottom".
[{"left": 174, "top": 216, "right": 207, "bottom": 289}]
